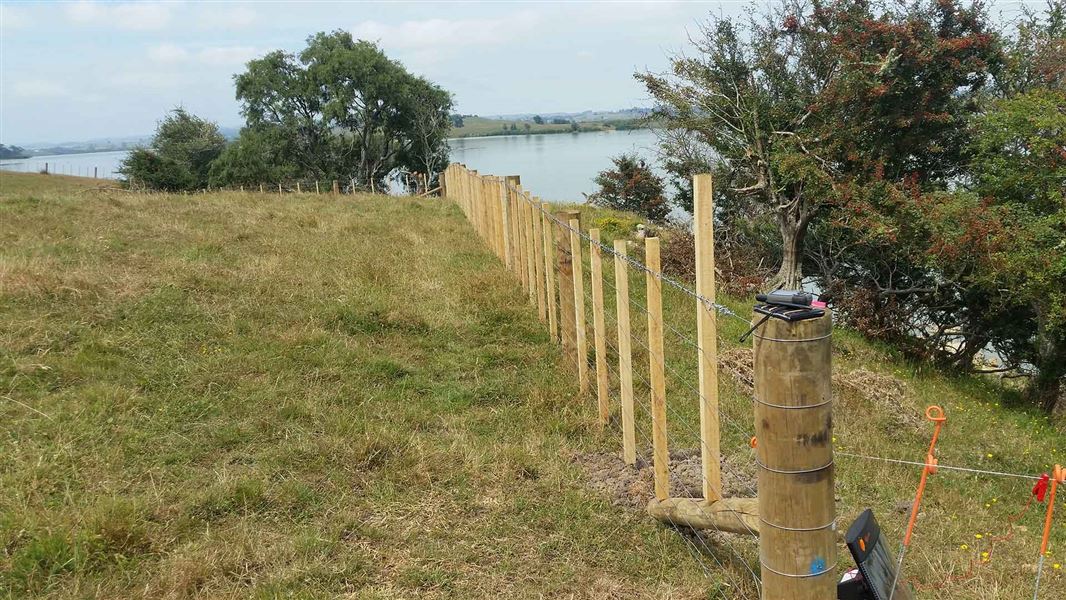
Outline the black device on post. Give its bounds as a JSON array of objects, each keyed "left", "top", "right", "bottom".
[{"left": 842, "top": 510, "right": 913, "bottom": 600}]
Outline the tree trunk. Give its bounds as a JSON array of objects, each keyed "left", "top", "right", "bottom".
[
  {"left": 1031, "top": 304, "right": 1065, "bottom": 412},
  {"left": 771, "top": 207, "right": 807, "bottom": 290}
]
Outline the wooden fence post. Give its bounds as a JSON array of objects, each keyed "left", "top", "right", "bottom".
[
  {"left": 590, "top": 229, "right": 609, "bottom": 425},
  {"left": 278, "top": 183, "right": 283, "bottom": 194},
  {"left": 754, "top": 311, "right": 835, "bottom": 599},
  {"left": 525, "top": 193, "right": 537, "bottom": 306},
  {"left": 439, "top": 170, "right": 447, "bottom": 198},
  {"left": 333, "top": 180, "right": 339, "bottom": 195},
  {"left": 296, "top": 181, "right": 301, "bottom": 194},
  {"left": 570, "top": 218, "right": 589, "bottom": 393},
  {"left": 556, "top": 210, "right": 581, "bottom": 360},
  {"left": 533, "top": 198, "right": 547, "bottom": 322},
  {"left": 259, "top": 183, "right": 264, "bottom": 194},
  {"left": 543, "top": 202, "right": 559, "bottom": 342},
  {"left": 646, "top": 237, "right": 669, "bottom": 500},
  {"left": 614, "top": 240, "right": 636, "bottom": 464},
  {"left": 694, "top": 173, "right": 722, "bottom": 502},
  {"left": 316, "top": 181, "right": 320, "bottom": 195},
  {"left": 500, "top": 179, "right": 513, "bottom": 270}
]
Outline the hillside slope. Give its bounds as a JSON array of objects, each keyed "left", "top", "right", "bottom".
[{"left": 1, "top": 172, "right": 1063, "bottom": 599}]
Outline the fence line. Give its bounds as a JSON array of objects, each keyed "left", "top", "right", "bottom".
[{"left": 440, "top": 161, "right": 1065, "bottom": 599}]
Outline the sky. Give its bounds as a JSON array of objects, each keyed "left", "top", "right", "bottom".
[{"left": 0, "top": 0, "right": 1046, "bottom": 145}]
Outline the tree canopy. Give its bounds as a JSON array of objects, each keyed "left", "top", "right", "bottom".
[
  {"left": 118, "top": 108, "right": 226, "bottom": 191},
  {"left": 213, "top": 31, "right": 453, "bottom": 190}
]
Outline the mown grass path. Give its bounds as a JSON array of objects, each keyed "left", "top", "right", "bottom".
[{"left": 1, "top": 174, "right": 707, "bottom": 598}]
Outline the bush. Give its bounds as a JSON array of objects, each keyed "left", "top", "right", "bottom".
[
  {"left": 593, "top": 215, "right": 641, "bottom": 238},
  {"left": 118, "top": 108, "right": 226, "bottom": 191},
  {"left": 588, "top": 154, "right": 669, "bottom": 223}
]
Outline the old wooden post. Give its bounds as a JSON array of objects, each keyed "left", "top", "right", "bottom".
[
  {"left": 646, "top": 237, "right": 669, "bottom": 500},
  {"left": 333, "top": 180, "right": 340, "bottom": 195},
  {"left": 555, "top": 210, "right": 581, "bottom": 359},
  {"left": 316, "top": 181, "right": 321, "bottom": 195},
  {"left": 694, "top": 173, "right": 722, "bottom": 502},
  {"left": 94, "top": 166, "right": 98, "bottom": 178},
  {"left": 533, "top": 198, "right": 547, "bottom": 322},
  {"left": 614, "top": 239, "right": 636, "bottom": 464},
  {"left": 278, "top": 183, "right": 283, "bottom": 194},
  {"left": 753, "top": 310, "right": 835, "bottom": 599},
  {"left": 570, "top": 218, "right": 589, "bottom": 393},
  {"left": 439, "top": 170, "right": 447, "bottom": 198},
  {"left": 542, "top": 203, "right": 559, "bottom": 341},
  {"left": 500, "top": 179, "right": 513, "bottom": 270},
  {"left": 524, "top": 193, "right": 537, "bottom": 306},
  {"left": 296, "top": 181, "right": 301, "bottom": 194},
  {"left": 590, "top": 229, "right": 609, "bottom": 424}
]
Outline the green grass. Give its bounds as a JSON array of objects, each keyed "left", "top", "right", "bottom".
[
  {"left": 1, "top": 172, "right": 1064, "bottom": 599},
  {"left": 0, "top": 173, "right": 707, "bottom": 598}
]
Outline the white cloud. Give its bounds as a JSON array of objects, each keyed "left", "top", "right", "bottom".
[
  {"left": 196, "top": 46, "right": 259, "bottom": 67},
  {"left": 148, "top": 43, "right": 189, "bottom": 62},
  {"left": 352, "top": 13, "right": 540, "bottom": 51},
  {"left": 200, "top": 6, "right": 256, "bottom": 29},
  {"left": 66, "top": 1, "right": 172, "bottom": 31},
  {"left": 1, "top": 5, "right": 31, "bottom": 30},
  {"left": 12, "top": 80, "right": 69, "bottom": 99}
]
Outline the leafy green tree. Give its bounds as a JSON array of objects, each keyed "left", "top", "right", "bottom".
[
  {"left": 638, "top": 0, "right": 998, "bottom": 287},
  {"left": 118, "top": 108, "right": 226, "bottom": 191},
  {"left": 588, "top": 154, "right": 669, "bottom": 222},
  {"left": 968, "top": 88, "right": 1066, "bottom": 409},
  {"left": 208, "top": 127, "right": 296, "bottom": 186},
  {"left": 229, "top": 31, "right": 452, "bottom": 190},
  {"left": 449, "top": 114, "right": 465, "bottom": 128},
  {"left": 533, "top": 115, "right": 544, "bottom": 125}
]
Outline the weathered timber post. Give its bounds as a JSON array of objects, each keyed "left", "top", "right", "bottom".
[
  {"left": 332, "top": 180, "right": 340, "bottom": 195},
  {"left": 542, "top": 202, "right": 558, "bottom": 341},
  {"left": 94, "top": 166, "right": 98, "bottom": 178},
  {"left": 296, "top": 181, "right": 301, "bottom": 194},
  {"left": 694, "top": 173, "right": 722, "bottom": 502},
  {"left": 590, "top": 229, "right": 609, "bottom": 424},
  {"left": 533, "top": 198, "right": 547, "bottom": 321},
  {"left": 500, "top": 179, "right": 513, "bottom": 270},
  {"left": 570, "top": 218, "right": 589, "bottom": 393},
  {"left": 555, "top": 210, "right": 581, "bottom": 360},
  {"left": 754, "top": 310, "right": 835, "bottom": 599},
  {"left": 645, "top": 237, "right": 669, "bottom": 500},
  {"left": 259, "top": 183, "right": 264, "bottom": 194},
  {"left": 316, "top": 181, "right": 320, "bottom": 195},
  {"left": 278, "top": 183, "right": 283, "bottom": 194},
  {"left": 439, "top": 170, "right": 447, "bottom": 198},
  {"left": 614, "top": 239, "right": 636, "bottom": 464}
]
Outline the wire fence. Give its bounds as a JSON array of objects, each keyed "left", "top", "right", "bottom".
[{"left": 441, "top": 162, "right": 1065, "bottom": 599}]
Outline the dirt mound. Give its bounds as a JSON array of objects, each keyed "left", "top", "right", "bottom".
[{"left": 571, "top": 449, "right": 756, "bottom": 511}]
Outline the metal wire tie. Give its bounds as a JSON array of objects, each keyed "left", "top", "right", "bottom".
[
  {"left": 755, "top": 457, "right": 834, "bottom": 474},
  {"left": 753, "top": 396, "right": 833, "bottom": 410}
]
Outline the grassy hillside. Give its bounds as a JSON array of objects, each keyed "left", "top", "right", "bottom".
[
  {"left": 449, "top": 116, "right": 642, "bottom": 139},
  {"left": 1, "top": 172, "right": 1063, "bottom": 599}
]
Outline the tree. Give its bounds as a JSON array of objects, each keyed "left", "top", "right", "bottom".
[
  {"left": 523, "top": 123, "right": 532, "bottom": 133},
  {"left": 638, "top": 0, "right": 998, "bottom": 287},
  {"left": 229, "top": 31, "right": 452, "bottom": 190},
  {"left": 118, "top": 108, "right": 226, "bottom": 191},
  {"left": 208, "top": 126, "right": 296, "bottom": 186},
  {"left": 533, "top": 115, "right": 544, "bottom": 125},
  {"left": 449, "top": 114, "right": 465, "bottom": 128},
  {"left": 588, "top": 154, "right": 670, "bottom": 222}
]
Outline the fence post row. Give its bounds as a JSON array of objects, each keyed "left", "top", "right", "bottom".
[{"left": 441, "top": 164, "right": 845, "bottom": 599}]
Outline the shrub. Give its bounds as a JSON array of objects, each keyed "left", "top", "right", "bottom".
[{"left": 588, "top": 154, "right": 669, "bottom": 223}]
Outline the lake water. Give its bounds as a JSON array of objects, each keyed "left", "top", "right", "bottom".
[{"left": 0, "top": 129, "right": 660, "bottom": 202}]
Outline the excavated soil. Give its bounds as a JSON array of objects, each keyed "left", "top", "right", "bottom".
[{"left": 570, "top": 449, "right": 757, "bottom": 511}]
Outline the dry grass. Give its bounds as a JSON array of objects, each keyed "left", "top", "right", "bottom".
[
  {"left": 2, "top": 172, "right": 1064, "bottom": 599},
  {"left": 0, "top": 173, "right": 709, "bottom": 599}
]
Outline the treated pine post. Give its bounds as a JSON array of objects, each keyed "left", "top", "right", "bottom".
[
  {"left": 590, "top": 229, "right": 609, "bottom": 425},
  {"left": 753, "top": 311, "right": 835, "bottom": 600},
  {"left": 542, "top": 202, "right": 559, "bottom": 341},
  {"left": 259, "top": 183, "right": 264, "bottom": 193},
  {"left": 508, "top": 181, "right": 522, "bottom": 276},
  {"left": 278, "top": 183, "right": 283, "bottom": 194},
  {"left": 645, "top": 237, "right": 669, "bottom": 501},
  {"left": 500, "top": 179, "right": 513, "bottom": 269},
  {"left": 614, "top": 239, "right": 636, "bottom": 464},
  {"left": 555, "top": 210, "right": 581, "bottom": 359},
  {"left": 694, "top": 173, "right": 722, "bottom": 502},
  {"left": 524, "top": 193, "right": 537, "bottom": 306},
  {"left": 333, "top": 180, "right": 340, "bottom": 195},
  {"left": 316, "top": 181, "right": 320, "bottom": 195},
  {"left": 569, "top": 218, "right": 589, "bottom": 393},
  {"left": 296, "top": 181, "right": 301, "bottom": 194},
  {"left": 515, "top": 187, "right": 528, "bottom": 290},
  {"left": 533, "top": 197, "right": 547, "bottom": 321}
]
